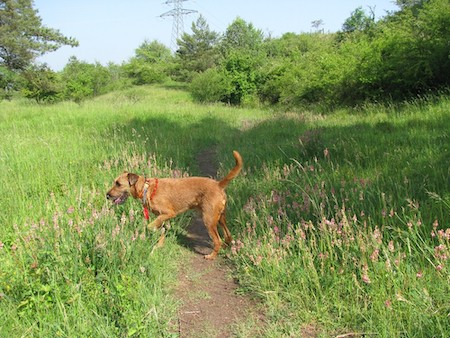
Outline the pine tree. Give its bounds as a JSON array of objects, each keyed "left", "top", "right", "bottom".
[{"left": 0, "top": 0, "right": 78, "bottom": 70}]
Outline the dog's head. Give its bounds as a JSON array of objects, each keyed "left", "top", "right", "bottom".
[{"left": 106, "top": 172, "right": 140, "bottom": 205}]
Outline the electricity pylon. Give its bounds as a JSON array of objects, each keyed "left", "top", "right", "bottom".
[{"left": 160, "top": 0, "right": 197, "bottom": 51}]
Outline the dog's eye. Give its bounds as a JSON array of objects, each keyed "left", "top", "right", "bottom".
[{"left": 115, "top": 181, "right": 121, "bottom": 187}]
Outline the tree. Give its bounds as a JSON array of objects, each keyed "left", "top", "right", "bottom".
[
  {"left": 176, "top": 15, "right": 220, "bottom": 80},
  {"left": 220, "top": 17, "right": 264, "bottom": 55},
  {"left": 311, "top": 19, "right": 324, "bottom": 33},
  {"left": 395, "top": 0, "right": 426, "bottom": 10},
  {"left": 0, "top": 0, "right": 78, "bottom": 71},
  {"left": 134, "top": 39, "right": 172, "bottom": 64},
  {"left": 124, "top": 40, "right": 172, "bottom": 85},
  {"left": 342, "top": 7, "right": 375, "bottom": 33},
  {"left": 61, "top": 57, "right": 111, "bottom": 102},
  {"left": 21, "top": 64, "right": 63, "bottom": 102}
]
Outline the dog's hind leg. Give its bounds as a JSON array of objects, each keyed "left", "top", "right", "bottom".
[
  {"left": 202, "top": 208, "right": 223, "bottom": 260},
  {"left": 218, "top": 211, "right": 232, "bottom": 246}
]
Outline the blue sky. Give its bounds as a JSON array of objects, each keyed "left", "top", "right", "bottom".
[{"left": 34, "top": 0, "right": 399, "bottom": 70}]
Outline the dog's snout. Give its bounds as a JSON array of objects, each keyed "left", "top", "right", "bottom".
[{"left": 106, "top": 192, "right": 112, "bottom": 199}]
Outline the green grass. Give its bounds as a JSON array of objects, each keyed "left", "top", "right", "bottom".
[{"left": 1, "top": 85, "right": 449, "bottom": 337}]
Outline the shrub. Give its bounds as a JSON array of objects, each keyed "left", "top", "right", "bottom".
[
  {"left": 190, "top": 68, "right": 231, "bottom": 103},
  {"left": 61, "top": 57, "right": 112, "bottom": 102},
  {"left": 124, "top": 59, "right": 168, "bottom": 85},
  {"left": 220, "top": 51, "right": 264, "bottom": 105},
  {"left": 21, "top": 64, "right": 64, "bottom": 103}
]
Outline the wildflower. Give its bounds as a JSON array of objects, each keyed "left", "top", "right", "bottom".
[
  {"left": 112, "top": 224, "right": 121, "bottom": 238},
  {"left": 0, "top": 242, "right": 3, "bottom": 249},
  {"left": 249, "top": 255, "right": 262, "bottom": 266},
  {"left": 272, "top": 190, "right": 282, "bottom": 203},
  {"left": 370, "top": 249, "right": 379, "bottom": 262},
  {"left": 243, "top": 198, "right": 256, "bottom": 214},
  {"left": 361, "top": 264, "right": 371, "bottom": 284},
  {"left": 231, "top": 246, "right": 237, "bottom": 255},
  {"left": 53, "top": 212, "right": 59, "bottom": 229},
  {"left": 372, "top": 227, "right": 382, "bottom": 244},
  {"left": 140, "top": 266, "right": 146, "bottom": 273},
  {"left": 172, "top": 169, "right": 182, "bottom": 178},
  {"left": 433, "top": 219, "right": 439, "bottom": 229},
  {"left": 362, "top": 274, "right": 371, "bottom": 284},
  {"left": 277, "top": 207, "right": 284, "bottom": 216},
  {"left": 231, "top": 239, "right": 244, "bottom": 255},
  {"left": 416, "top": 271, "right": 423, "bottom": 278},
  {"left": 384, "top": 299, "right": 392, "bottom": 309},
  {"left": 388, "top": 241, "right": 395, "bottom": 252},
  {"left": 67, "top": 206, "right": 75, "bottom": 214},
  {"left": 436, "top": 265, "right": 443, "bottom": 271},
  {"left": 318, "top": 252, "right": 328, "bottom": 260},
  {"left": 296, "top": 228, "right": 306, "bottom": 240},
  {"left": 132, "top": 229, "right": 139, "bottom": 241}
]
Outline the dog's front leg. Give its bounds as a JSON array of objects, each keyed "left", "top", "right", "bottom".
[
  {"left": 147, "top": 213, "right": 174, "bottom": 232},
  {"left": 148, "top": 213, "right": 175, "bottom": 252},
  {"left": 151, "top": 227, "right": 166, "bottom": 254}
]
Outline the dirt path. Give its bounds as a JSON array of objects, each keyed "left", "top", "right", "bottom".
[{"left": 173, "top": 149, "right": 263, "bottom": 337}]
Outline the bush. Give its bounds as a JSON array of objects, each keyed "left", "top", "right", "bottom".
[
  {"left": 61, "top": 57, "right": 112, "bottom": 102},
  {"left": 21, "top": 65, "right": 64, "bottom": 103},
  {"left": 124, "top": 59, "right": 168, "bottom": 85},
  {"left": 0, "top": 66, "right": 19, "bottom": 100},
  {"left": 220, "top": 51, "right": 264, "bottom": 105},
  {"left": 190, "top": 68, "right": 231, "bottom": 103}
]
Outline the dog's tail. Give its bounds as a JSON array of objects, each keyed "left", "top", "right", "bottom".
[{"left": 219, "top": 151, "right": 243, "bottom": 188}]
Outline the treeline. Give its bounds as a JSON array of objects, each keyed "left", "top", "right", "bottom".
[{"left": 1, "top": 0, "right": 448, "bottom": 106}]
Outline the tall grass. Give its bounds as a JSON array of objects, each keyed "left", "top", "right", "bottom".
[
  {"left": 1, "top": 86, "right": 449, "bottom": 336},
  {"left": 0, "top": 85, "right": 269, "bottom": 336},
  {"left": 222, "top": 98, "right": 450, "bottom": 336}
]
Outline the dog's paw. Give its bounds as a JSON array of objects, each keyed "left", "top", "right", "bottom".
[
  {"left": 204, "top": 253, "right": 217, "bottom": 260},
  {"left": 147, "top": 221, "right": 158, "bottom": 231}
]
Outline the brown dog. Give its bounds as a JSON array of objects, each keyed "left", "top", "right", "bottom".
[{"left": 106, "top": 151, "right": 243, "bottom": 259}]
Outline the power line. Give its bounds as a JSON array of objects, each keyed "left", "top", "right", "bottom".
[{"left": 160, "top": 0, "right": 197, "bottom": 52}]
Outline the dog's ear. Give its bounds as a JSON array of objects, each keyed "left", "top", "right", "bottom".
[{"left": 127, "top": 173, "right": 139, "bottom": 186}]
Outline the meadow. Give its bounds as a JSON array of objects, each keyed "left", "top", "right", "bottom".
[{"left": 1, "top": 85, "right": 449, "bottom": 337}]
